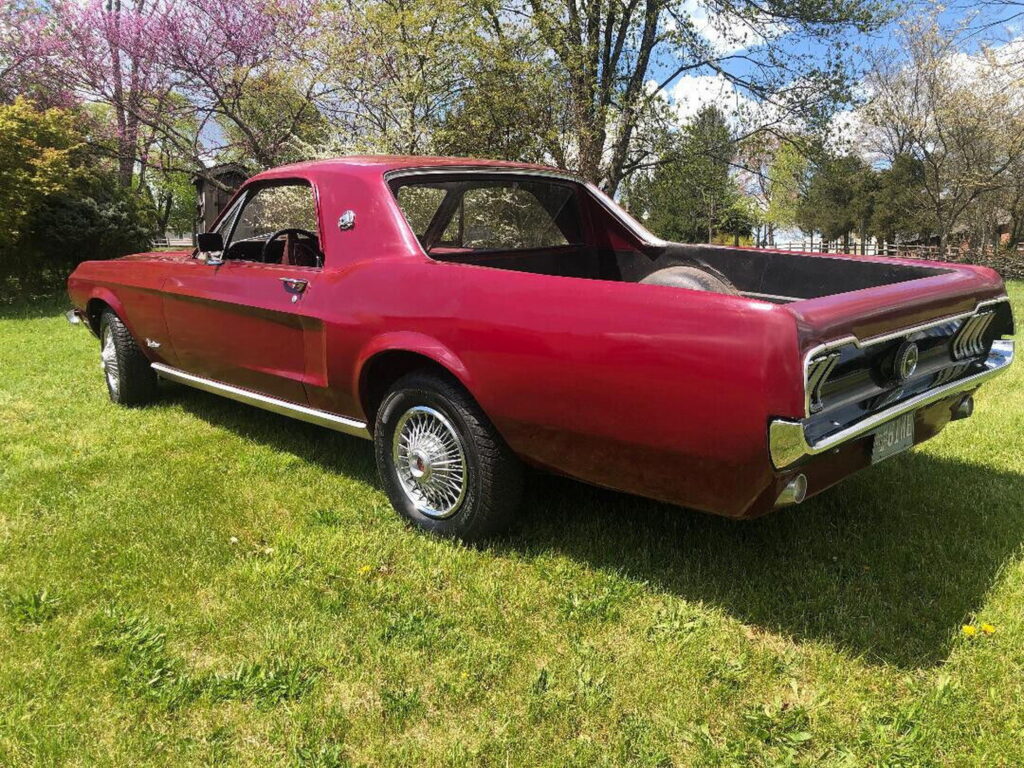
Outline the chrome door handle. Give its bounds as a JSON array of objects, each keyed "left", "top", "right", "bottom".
[{"left": 280, "top": 277, "right": 308, "bottom": 293}]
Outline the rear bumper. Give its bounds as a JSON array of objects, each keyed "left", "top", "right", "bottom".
[{"left": 768, "top": 339, "right": 1014, "bottom": 469}]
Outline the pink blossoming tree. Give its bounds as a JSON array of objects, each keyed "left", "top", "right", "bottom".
[{"left": 6, "top": 0, "right": 349, "bottom": 186}]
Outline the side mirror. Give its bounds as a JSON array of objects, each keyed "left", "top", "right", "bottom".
[
  {"left": 197, "top": 232, "right": 224, "bottom": 253},
  {"left": 196, "top": 232, "right": 224, "bottom": 265}
]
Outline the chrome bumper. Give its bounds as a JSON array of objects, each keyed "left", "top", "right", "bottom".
[{"left": 769, "top": 339, "right": 1015, "bottom": 469}]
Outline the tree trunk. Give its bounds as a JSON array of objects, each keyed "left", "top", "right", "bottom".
[{"left": 156, "top": 193, "right": 173, "bottom": 234}]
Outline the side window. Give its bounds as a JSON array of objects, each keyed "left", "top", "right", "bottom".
[
  {"left": 441, "top": 184, "right": 575, "bottom": 250},
  {"left": 213, "top": 196, "right": 244, "bottom": 241},
  {"left": 224, "top": 183, "right": 322, "bottom": 266},
  {"left": 396, "top": 185, "right": 446, "bottom": 242},
  {"left": 230, "top": 184, "right": 318, "bottom": 244},
  {"left": 393, "top": 177, "right": 583, "bottom": 254}
]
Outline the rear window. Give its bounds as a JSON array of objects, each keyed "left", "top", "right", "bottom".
[{"left": 392, "top": 177, "right": 583, "bottom": 254}]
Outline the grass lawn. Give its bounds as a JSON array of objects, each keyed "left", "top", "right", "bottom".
[{"left": 1, "top": 283, "right": 1023, "bottom": 766}]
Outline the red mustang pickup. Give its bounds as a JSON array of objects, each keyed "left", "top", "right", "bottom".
[{"left": 67, "top": 156, "right": 1016, "bottom": 539}]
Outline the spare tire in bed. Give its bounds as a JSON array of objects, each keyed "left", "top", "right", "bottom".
[{"left": 639, "top": 265, "right": 739, "bottom": 295}]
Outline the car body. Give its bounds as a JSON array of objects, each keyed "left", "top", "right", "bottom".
[{"left": 68, "top": 156, "right": 1016, "bottom": 536}]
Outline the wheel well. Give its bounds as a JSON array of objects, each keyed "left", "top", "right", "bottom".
[
  {"left": 359, "top": 351, "right": 464, "bottom": 432},
  {"left": 85, "top": 298, "right": 112, "bottom": 335}
]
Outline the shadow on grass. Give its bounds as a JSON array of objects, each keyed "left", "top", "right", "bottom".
[
  {"left": 163, "top": 382, "right": 1021, "bottom": 669},
  {"left": 162, "top": 383, "right": 378, "bottom": 486},
  {"left": 509, "top": 451, "right": 1024, "bottom": 669}
]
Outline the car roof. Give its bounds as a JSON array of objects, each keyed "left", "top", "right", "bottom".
[{"left": 247, "top": 155, "right": 577, "bottom": 184}]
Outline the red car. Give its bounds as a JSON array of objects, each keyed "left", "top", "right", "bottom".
[{"left": 67, "top": 156, "right": 1016, "bottom": 539}]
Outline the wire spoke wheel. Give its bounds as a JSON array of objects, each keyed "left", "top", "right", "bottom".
[
  {"left": 101, "top": 326, "right": 119, "bottom": 397},
  {"left": 391, "top": 405, "right": 468, "bottom": 519}
]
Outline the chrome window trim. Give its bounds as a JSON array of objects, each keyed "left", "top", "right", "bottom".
[
  {"left": 771, "top": 339, "right": 1014, "bottom": 468},
  {"left": 151, "top": 363, "right": 371, "bottom": 440},
  {"left": 799, "top": 296, "right": 1011, "bottom": 417},
  {"left": 743, "top": 291, "right": 801, "bottom": 302}
]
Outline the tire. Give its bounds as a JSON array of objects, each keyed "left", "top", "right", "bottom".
[
  {"left": 374, "top": 371, "right": 523, "bottom": 541},
  {"left": 639, "top": 265, "right": 739, "bottom": 295},
  {"left": 99, "top": 309, "right": 158, "bottom": 406}
]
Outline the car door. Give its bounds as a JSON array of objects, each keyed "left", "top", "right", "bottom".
[{"left": 162, "top": 180, "right": 327, "bottom": 404}]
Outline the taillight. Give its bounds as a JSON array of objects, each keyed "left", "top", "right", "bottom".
[
  {"left": 806, "top": 353, "right": 839, "bottom": 413},
  {"left": 952, "top": 312, "right": 994, "bottom": 360}
]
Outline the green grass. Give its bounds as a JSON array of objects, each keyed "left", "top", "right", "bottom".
[{"left": 1, "top": 284, "right": 1023, "bottom": 766}]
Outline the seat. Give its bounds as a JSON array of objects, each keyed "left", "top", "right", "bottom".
[{"left": 281, "top": 234, "right": 322, "bottom": 268}]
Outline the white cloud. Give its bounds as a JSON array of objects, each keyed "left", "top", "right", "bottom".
[
  {"left": 669, "top": 74, "right": 756, "bottom": 124},
  {"left": 677, "top": 0, "right": 787, "bottom": 56}
]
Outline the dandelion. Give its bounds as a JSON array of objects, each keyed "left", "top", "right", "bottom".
[
  {"left": 981, "top": 623, "right": 996, "bottom": 635},
  {"left": 962, "top": 624, "right": 978, "bottom": 637},
  {"left": 357, "top": 565, "right": 373, "bottom": 576}
]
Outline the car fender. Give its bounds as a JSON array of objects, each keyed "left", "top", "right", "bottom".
[
  {"left": 82, "top": 286, "right": 134, "bottom": 337},
  {"left": 352, "top": 330, "right": 477, "bottom": 410}
]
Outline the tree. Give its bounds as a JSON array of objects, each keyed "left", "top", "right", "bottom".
[
  {"left": 862, "top": 14, "right": 1024, "bottom": 252},
  {"left": 0, "top": 99, "right": 81, "bottom": 250},
  {"left": 515, "top": 0, "right": 891, "bottom": 193},
  {"left": 0, "top": 99, "right": 152, "bottom": 286},
  {"left": 629, "top": 106, "right": 747, "bottom": 243},
  {"left": 330, "top": 0, "right": 893, "bottom": 192},
  {"left": 0, "top": 1, "right": 65, "bottom": 106},
  {"left": 10, "top": 0, "right": 349, "bottom": 186},
  {"left": 433, "top": 34, "right": 567, "bottom": 164},
  {"left": 868, "top": 154, "right": 927, "bottom": 245},
  {"left": 797, "top": 153, "right": 876, "bottom": 252},
  {"left": 148, "top": 170, "right": 196, "bottom": 236},
  {"left": 739, "top": 137, "right": 807, "bottom": 247}
]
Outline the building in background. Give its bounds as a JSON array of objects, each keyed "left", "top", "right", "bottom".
[{"left": 192, "top": 163, "right": 249, "bottom": 238}]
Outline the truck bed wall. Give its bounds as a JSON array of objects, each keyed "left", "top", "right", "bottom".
[
  {"left": 433, "top": 242, "right": 951, "bottom": 302},
  {"left": 651, "top": 244, "right": 950, "bottom": 301}
]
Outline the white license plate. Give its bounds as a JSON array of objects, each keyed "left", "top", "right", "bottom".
[{"left": 871, "top": 413, "right": 915, "bottom": 464}]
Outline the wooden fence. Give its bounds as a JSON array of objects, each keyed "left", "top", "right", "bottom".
[{"left": 769, "top": 242, "right": 1024, "bottom": 281}]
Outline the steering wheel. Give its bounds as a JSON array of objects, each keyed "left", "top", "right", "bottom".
[{"left": 260, "top": 228, "right": 321, "bottom": 266}]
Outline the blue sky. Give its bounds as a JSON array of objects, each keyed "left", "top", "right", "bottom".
[{"left": 658, "top": 0, "right": 1024, "bottom": 124}]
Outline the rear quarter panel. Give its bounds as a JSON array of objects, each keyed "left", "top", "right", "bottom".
[
  {"left": 330, "top": 257, "right": 803, "bottom": 516},
  {"left": 788, "top": 262, "right": 1009, "bottom": 352}
]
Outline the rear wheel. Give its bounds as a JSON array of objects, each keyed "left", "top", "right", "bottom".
[
  {"left": 374, "top": 372, "right": 523, "bottom": 541},
  {"left": 99, "top": 309, "right": 158, "bottom": 406}
]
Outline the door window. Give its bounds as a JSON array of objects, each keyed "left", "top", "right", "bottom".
[{"left": 224, "top": 182, "right": 323, "bottom": 266}]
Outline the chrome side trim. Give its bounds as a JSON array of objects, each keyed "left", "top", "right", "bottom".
[
  {"left": 743, "top": 291, "right": 801, "bottom": 302},
  {"left": 798, "top": 296, "right": 1011, "bottom": 417},
  {"left": 770, "top": 339, "right": 1014, "bottom": 469},
  {"left": 151, "top": 363, "right": 371, "bottom": 440}
]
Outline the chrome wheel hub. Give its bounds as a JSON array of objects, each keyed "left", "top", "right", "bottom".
[
  {"left": 101, "top": 327, "right": 119, "bottom": 395},
  {"left": 392, "top": 406, "right": 467, "bottom": 519}
]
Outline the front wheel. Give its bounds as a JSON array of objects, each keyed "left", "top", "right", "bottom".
[
  {"left": 374, "top": 372, "right": 523, "bottom": 541},
  {"left": 99, "top": 309, "right": 158, "bottom": 406}
]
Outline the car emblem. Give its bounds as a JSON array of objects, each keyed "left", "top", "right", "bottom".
[{"left": 893, "top": 341, "right": 919, "bottom": 383}]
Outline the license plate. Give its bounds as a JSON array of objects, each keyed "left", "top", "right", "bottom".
[{"left": 871, "top": 413, "right": 915, "bottom": 464}]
